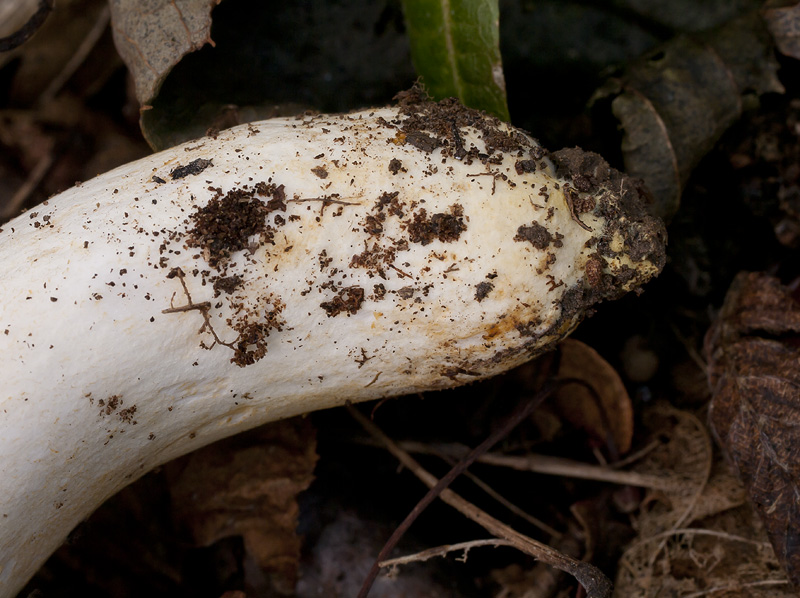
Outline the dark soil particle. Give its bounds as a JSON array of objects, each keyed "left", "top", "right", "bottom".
[
  {"left": 515, "top": 159, "right": 537, "bottom": 174},
  {"left": 362, "top": 214, "right": 384, "bottom": 237},
  {"left": 514, "top": 222, "right": 557, "bottom": 249},
  {"left": 567, "top": 187, "right": 596, "bottom": 214},
  {"left": 407, "top": 205, "right": 465, "bottom": 245},
  {"left": 394, "top": 87, "right": 535, "bottom": 164},
  {"left": 584, "top": 256, "right": 605, "bottom": 288},
  {"left": 320, "top": 286, "right": 365, "bottom": 317},
  {"left": 170, "top": 158, "right": 213, "bottom": 180},
  {"left": 188, "top": 190, "right": 267, "bottom": 267},
  {"left": 118, "top": 405, "right": 137, "bottom": 424},
  {"left": 311, "top": 166, "right": 329, "bottom": 179},
  {"left": 388, "top": 158, "right": 404, "bottom": 174},
  {"left": 212, "top": 275, "right": 242, "bottom": 297},
  {"left": 187, "top": 184, "right": 285, "bottom": 268},
  {"left": 377, "top": 191, "right": 404, "bottom": 217},
  {"left": 396, "top": 286, "right": 415, "bottom": 299},
  {"left": 404, "top": 130, "right": 440, "bottom": 153},
  {"left": 549, "top": 147, "right": 666, "bottom": 269},
  {"left": 474, "top": 281, "right": 494, "bottom": 302},
  {"left": 259, "top": 182, "right": 287, "bottom": 213},
  {"left": 99, "top": 395, "right": 122, "bottom": 416},
  {"left": 231, "top": 324, "right": 271, "bottom": 366},
  {"left": 227, "top": 296, "right": 285, "bottom": 367},
  {"left": 350, "top": 243, "right": 396, "bottom": 276}
]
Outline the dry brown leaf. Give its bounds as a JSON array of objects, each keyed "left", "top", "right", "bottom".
[
  {"left": 613, "top": 405, "right": 793, "bottom": 598},
  {"left": 555, "top": 338, "right": 634, "bottom": 455},
  {"left": 164, "top": 417, "right": 318, "bottom": 594},
  {"left": 763, "top": 1, "right": 800, "bottom": 59},
  {"left": 706, "top": 271, "right": 800, "bottom": 586},
  {"left": 593, "top": 12, "right": 783, "bottom": 220},
  {"left": 109, "top": 0, "right": 219, "bottom": 106}
]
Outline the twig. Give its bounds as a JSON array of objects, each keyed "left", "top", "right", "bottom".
[
  {"left": 669, "top": 321, "right": 708, "bottom": 374},
  {"left": 624, "top": 527, "right": 773, "bottom": 550},
  {"left": 386, "top": 440, "right": 678, "bottom": 491},
  {"left": 466, "top": 169, "right": 501, "bottom": 195},
  {"left": 682, "top": 579, "right": 790, "bottom": 598},
  {"left": 564, "top": 188, "right": 593, "bottom": 232},
  {"left": 610, "top": 439, "right": 661, "bottom": 468},
  {"left": 41, "top": 5, "right": 111, "bottom": 102},
  {"left": 161, "top": 267, "right": 230, "bottom": 349},
  {"left": 425, "top": 445, "right": 563, "bottom": 538},
  {"left": 349, "top": 387, "right": 613, "bottom": 598},
  {"left": 379, "top": 538, "right": 514, "bottom": 569},
  {"left": 350, "top": 383, "right": 555, "bottom": 598},
  {"left": 476, "top": 452, "right": 677, "bottom": 490},
  {"left": 287, "top": 196, "right": 359, "bottom": 206},
  {"left": 4, "top": 150, "right": 56, "bottom": 218},
  {"left": 449, "top": 119, "right": 466, "bottom": 160}
]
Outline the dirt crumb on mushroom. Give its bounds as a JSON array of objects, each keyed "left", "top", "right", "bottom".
[
  {"left": 407, "top": 204, "right": 465, "bottom": 245},
  {"left": 320, "top": 286, "right": 365, "bottom": 317},
  {"left": 514, "top": 222, "right": 562, "bottom": 250},
  {"left": 170, "top": 158, "right": 213, "bottom": 180}
]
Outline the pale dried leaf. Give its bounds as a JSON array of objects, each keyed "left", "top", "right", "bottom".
[{"left": 109, "top": 0, "right": 219, "bottom": 106}]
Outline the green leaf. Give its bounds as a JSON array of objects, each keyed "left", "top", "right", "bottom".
[{"left": 401, "top": 0, "right": 510, "bottom": 121}]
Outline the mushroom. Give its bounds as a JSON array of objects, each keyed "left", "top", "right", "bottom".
[{"left": 0, "top": 95, "right": 665, "bottom": 595}]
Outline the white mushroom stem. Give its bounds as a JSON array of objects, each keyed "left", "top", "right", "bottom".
[{"left": 0, "top": 96, "right": 664, "bottom": 595}]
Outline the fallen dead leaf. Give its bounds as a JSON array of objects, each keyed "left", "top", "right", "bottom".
[
  {"left": 592, "top": 12, "right": 783, "bottom": 220},
  {"left": 706, "top": 271, "right": 800, "bottom": 586},
  {"left": 109, "top": 0, "right": 218, "bottom": 107},
  {"left": 164, "top": 417, "right": 318, "bottom": 595},
  {"left": 555, "top": 338, "right": 634, "bottom": 455},
  {"left": 763, "top": 0, "right": 800, "bottom": 60}
]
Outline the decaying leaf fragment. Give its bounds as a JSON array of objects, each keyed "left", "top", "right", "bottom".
[
  {"left": 593, "top": 12, "right": 784, "bottom": 220},
  {"left": 706, "top": 271, "right": 800, "bottom": 585},
  {"left": 555, "top": 338, "right": 634, "bottom": 455},
  {"left": 165, "top": 418, "right": 317, "bottom": 594},
  {"left": 109, "top": 0, "right": 218, "bottom": 107},
  {"left": 763, "top": 0, "right": 800, "bottom": 60}
]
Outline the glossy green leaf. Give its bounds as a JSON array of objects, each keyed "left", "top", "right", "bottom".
[{"left": 401, "top": 0, "right": 510, "bottom": 121}]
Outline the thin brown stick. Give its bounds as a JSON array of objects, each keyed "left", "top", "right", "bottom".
[
  {"left": 351, "top": 382, "right": 555, "bottom": 598},
  {"left": 41, "top": 5, "right": 110, "bottom": 102},
  {"left": 161, "top": 301, "right": 212, "bottom": 314},
  {"left": 428, "top": 446, "right": 563, "bottom": 538},
  {"left": 4, "top": 150, "right": 56, "bottom": 218},
  {"left": 387, "top": 440, "right": 677, "bottom": 491},
  {"left": 563, "top": 188, "right": 593, "bottom": 232},
  {"left": 379, "top": 538, "right": 514, "bottom": 569},
  {"left": 476, "top": 452, "right": 676, "bottom": 490},
  {"left": 286, "top": 197, "right": 359, "bottom": 206},
  {"left": 682, "top": 579, "right": 790, "bottom": 598},
  {"left": 349, "top": 391, "right": 613, "bottom": 598}
]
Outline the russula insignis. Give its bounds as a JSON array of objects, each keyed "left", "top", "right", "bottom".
[{"left": 0, "top": 94, "right": 665, "bottom": 595}]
